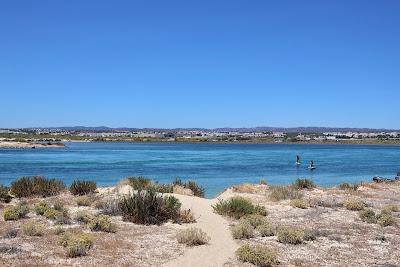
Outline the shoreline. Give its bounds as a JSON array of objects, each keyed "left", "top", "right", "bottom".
[{"left": 0, "top": 141, "right": 65, "bottom": 149}]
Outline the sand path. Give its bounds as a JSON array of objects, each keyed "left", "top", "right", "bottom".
[{"left": 163, "top": 194, "right": 238, "bottom": 267}]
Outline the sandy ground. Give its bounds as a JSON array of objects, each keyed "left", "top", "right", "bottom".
[
  {"left": 0, "top": 141, "right": 65, "bottom": 149},
  {"left": 163, "top": 194, "right": 238, "bottom": 267}
]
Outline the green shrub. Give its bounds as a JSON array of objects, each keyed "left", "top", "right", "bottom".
[
  {"left": 34, "top": 202, "right": 49, "bottom": 215},
  {"left": 290, "top": 199, "right": 309, "bottom": 209},
  {"left": 344, "top": 199, "right": 365, "bottom": 211},
  {"left": 75, "top": 195, "right": 93, "bottom": 206},
  {"left": 3, "top": 202, "right": 29, "bottom": 221},
  {"left": 172, "top": 178, "right": 205, "bottom": 197},
  {"left": 240, "top": 214, "right": 268, "bottom": 228},
  {"left": 256, "top": 222, "right": 275, "bottom": 237},
  {"left": 176, "top": 227, "right": 210, "bottom": 246},
  {"left": 42, "top": 205, "right": 69, "bottom": 224},
  {"left": 59, "top": 232, "right": 94, "bottom": 258},
  {"left": 292, "top": 178, "right": 316, "bottom": 190},
  {"left": 268, "top": 186, "right": 303, "bottom": 201},
  {"left": 10, "top": 176, "right": 65, "bottom": 198},
  {"left": 338, "top": 183, "right": 359, "bottom": 191},
  {"left": 231, "top": 221, "right": 255, "bottom": 239},
  {"left": 89, "top": 215, "right": 117, "bottom": 233},
  {"left": 236, "top": 244, "right": 278, "bottom": 267},
  {"left": 128, "top": 177, "right": 153, "bottom": 191},
  {"left": 69, "top": 180, "right": 97, "bottom": 196},
  {"left": 260, "top": 179, "right": 268, "bottom": 185},
  {"left": 277, "top": 227, "right": 304, "bottom": 244},
  {"left": 377, "top": 212, "right": 396, "bottom": 227},
  {"left": 119, "top": 189, "right": 181, "bottom": 225},
  {"left": 0, "top": 185, "right": 12, "bottom": 203},
  {"left": 212, "top": 197, "right": 267, "bottom": 219},
  {"left": 22, "top": 221, "right": 44, "bottom": 236},
  {"left": 359, "top": 209, "right": 377, "bottom": 224},
  {"left": 74, "top": 210, "right": 95, "bottom": 224}
]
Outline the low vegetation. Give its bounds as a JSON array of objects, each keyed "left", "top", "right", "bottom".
[
  {"left": 128, "top": 177, "right": 153, "bottom": 191},
  {"left": 382, "top": 204, "right": 399, "bottom": 213},
  {"left": 119, "top": 189, "right": 181, "bottom": 225},
  {"left": 75, "top": 195, "right": 97, "bottom": 206},
  {"left": 290, "top": 198, "right": 309, "bottom": 209},
  {"left": 231, "top": 221, "right": 255, "bottom": 239},
  {"left": 0, "top": 185, "right": 12, "bottom": 203},
  {"left": 3, "top": 229, "right": 18, "bottom": 239},
  {"left": 176, "top": 227, "right": 210, "bottom": 246},
  {"left": 3, "top": 201, "right": 29, "bottom": 221},
  {"left": 236, "top": 244, "right": 278, "bottom": 267},
  {"left": 22, "top": 221, "right": 44, "bottom": 236},
  {"left": 70, "top": 180, "right": 97, "bottom": 195},
  {"left": 268, "top": 185, "right": 304, "bottom": 201},
  {"left": 10, "top": 176, "right": 65, "bottom": 198},
  {"left": 176, "top": 209, "right": 196, "bottom": 224},
  {"left": 98, "top": 198, "right": 122, "bottom": 216},
  {"left": 277, "top": 227, "right": 304, "bottom": 245},
  {"left": 377, "top": 212, "right": 396, "bottom": 227},
  {"left": 359, "top": 209, "right": 377, "bottom": 224},
  {"left": 213, "top": 197, "right": 267, "bottom": 219},
  {"left": 75, "top": 210, "right": 95, "bottom": 224},
  {"left": 339, "top": 182, "right": 359, "bottom": 191},
  {"left": 88, "top": 215, "right": 117, "bottom": 233},
  {"left": 292, "top": 178, "right": 316, "bottom": 190},
  {"left": 59, "top": 232, "right": 94, "bottom": 258},
  {"left": 344, "top": 199, "right": 365, "bottom": 211}
]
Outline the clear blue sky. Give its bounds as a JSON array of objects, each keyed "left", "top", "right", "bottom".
[{"left": 1, "top": 0, "right": 399, "bottom": 129}]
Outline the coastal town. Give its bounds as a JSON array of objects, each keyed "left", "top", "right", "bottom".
[{"left": 0, "top": 127, "right": 399, "bottom": 146}]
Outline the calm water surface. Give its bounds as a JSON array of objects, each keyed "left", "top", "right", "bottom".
[{"left": 1, "top": 142, "right": 399, "bottom": 197}]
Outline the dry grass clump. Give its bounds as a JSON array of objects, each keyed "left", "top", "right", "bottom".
[
  {"left": 344, "top": 199, "right": 366, "bottom": 211},
  {"left": 10, "top": 176, "right": 65, "bottom": 198},
  {"left": 53, "top": 226, "right": 65, "bottom": 235},
  {"left": 212, "top": 197, "right": 267, "bottom": 219},
  {"left": 236, "top": 244, "right": 278, "bottom": 267},
  {"left": 22, "top": 221, "right": 44, "bottom": 236},
  {"left": 382, "top": 204, "right": 399, "bottom": 213},
  {"left": 277, "top": 227, "right": 304, "bottom": 245},
  {"left": 74, "top": 210, "right": 95, "bottom": 224},
  {"left": 176, "top": 227, "right": 210, "bottom": 246},
  {"left": 359, "top": 209, "right": 377, "bottom": 224},
  {"left": 268, "top": 186, "right": 303, "bottom": 202},
  {"left": 292, "top": 178, "right": 316, "bottom": 190},
  {"left": 231, "top": 221, "right": 255, "bottom": 239},
  {"left": 173, "top": 178, "right": 205, "bottom": 197},
  {"left": 88, "top": 215, "right": 117, "bottom": 233},
  {"left": 59, "top": 232, "right": 94, "bottom": 257},
  {"left": 377, "top": 212, "right": 396, "bottom": 227},
  {"left": 3, "top": 201, "right": 29, "bottom": 221},
  {"left": 240, "top": 214, "right": 269, "bottom": 228},
  {"left": 310, "top": 197, "right": 342, "bottom": 208},
  {"left": 98, "top": 198, "right": 122, "bottom": 216},
  {"left": 119, "top": 189, "right": 181, "bottom": 225},
  {"left": 75, "top": 195, "right": 95, "bottom": 206},
  {"left": 290, "top": 199, "right": 309, "bottom": 209},
  {"left": 338, "top": 182, "right": 360, "bottom": 191},
  {"left": 256, "top": 222, "right": 275, "bottom": 237},
  {"left": 176, "top": 209, "right": 196, "bottom": 224},
  {"left": 302, "top": 229, "right": 318, "bottom": 241},
  {"left": 70, "top": 180, "right": 97, "bottom": 196},
  {"left": 128, "top": 177, "right": 153, "bottom": 191},
  {"left": 0, "top": 185, "right": 12, "bottom": 203},
  {"left": 232, "top": 184, "right": 259, "bottom": 194}
]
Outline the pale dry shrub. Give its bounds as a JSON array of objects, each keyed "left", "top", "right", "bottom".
[
  {"left": 240, "top": 214, "right": 269, "bottom": 228},
  {"left": 173, "top": 185, "right": 193, "bottom": 196},
  {"left": 22, "top": 221, "right": 44, "bottom": 236},
  {"left": 290, "top": 199, "right": 309, "bottom": 209},
  {"left": 176, "top": 209, "right": 196, "bottom": 224},
  {"left": 232, "top": 184, "right": 259, "bottom": 194},
  {"left": 59, "top": 232, "right": 94, "bottom": 258},
  {"left": 277, "top": 227, "right": 304, "bottom": 244},
  {"left": 176, "top": 227, "right": 210, "bottom": 246},
  {"left": 236, "top": 244, "right": 278, "bottom": 267},
  {"left": 89, "top": 215, "right": 117, "bottom": 233},
  {"left": 359, "top": 209, "right": 377, "bottom": 224},
  {"left": 377, "top": 212, "right": 396, "bottom": 227},
  {"left": 256, "top": 222, "right": 275, "bottom": 237},
  {"left": 344, "top": 199, "right": 365, "bottom": 211},
  {"left": 231, "top": 221, "right": 255, "bottom": 239},
  {"left": 268, "top": 186, "right": 303, "bottom": 202},
  {"left": 383, "top": 204, "right": 399, "bottom": 213}
]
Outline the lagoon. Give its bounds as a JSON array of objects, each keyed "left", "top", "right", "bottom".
[{"left": 0, "top": 142, "right": 399, "bottom": 198}]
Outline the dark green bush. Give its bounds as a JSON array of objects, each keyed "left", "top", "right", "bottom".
[
  {"left": 119, "top": 189, "right": 182, "bottom": 225},
  {"left": 10, "top": 176, "right": 65, "bottom": 198},
  {"left": 292, "top": 178, "right": 316, "bottom": 190},
  {"left": 184, "top": 181, "right": 205, "bottom": 197},
  {"left": 212, "top": 197, "right": 267, "bottom": 219},
  {"left": 0, "top": 185, "right": 12, "bottom": 203},
  {"left": 69, "top": 180, "right": 97, "bottom": 195}
]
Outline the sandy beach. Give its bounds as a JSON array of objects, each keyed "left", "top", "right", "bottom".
[{"left": 0, "top": 141, "right": 65, "bottom": 149}]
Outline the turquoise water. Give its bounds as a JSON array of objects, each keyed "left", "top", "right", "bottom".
[{"left": 0, "top": 142, "right": 399, "bottom": 198}]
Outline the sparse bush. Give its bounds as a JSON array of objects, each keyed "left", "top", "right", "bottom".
[
  {"left": 75, "top": 210, "right": 95, "bottom": 224},
  {"left": 119, "top": 189, "right": 181, "bottom": 225},
  {"left": 22, "top": 221, "right": 44, "bottom": 236},
  {"left": 212, "top": 197, "right": 266, "bottom": 219},
  {"left": 3, "top": 201, "right": 29, "bottom": 221},
  {"left": 34, "top": 202, "right": 49, "bottom": 215},
  {"left": 176, "top": 227, "right": 210, "bottom": 246},
  {"left": 338, "top": 182, "right": 359, "bottom": 191},
  {"left": 236, "top": 244, "right": 278, "bottom": 267},
  {"left": 173, "top": 178, "right": 205, "bottom": 197},
  {"left": 176, "top": 209, "right": 196, "bottom": 224},
  {"left": 292, "top": 178, "right": 316, "bottom": 190},
  {"left": 231, "top": 221, "right": 255, "bottom": 239},
  {"left": 344, "top": 199, "right": 365, "bottom": 211},
  {"left": 54, "top": 226, "right": 65, "bottom": 235},
  {"left": 3, "top": 229, "right": 18, "bottom": 239},
  {"left": 260, "top": 179, "right": 268, "bottom": 185},
  {"left": 42, "top": 204, "right": 69, "bottom": 224},
  {"left": 256, "top": 222, "right": 275, "bottom": 237},
  {"left": 128, "top": 177, "right": 153, "bottom": 191},
  {"left": 0, "top": 185, "right": 12, "bottom": 203},
  {"left": 277, "top": 227, "right": 304, "bottom": 244},
  {"left": 0, "top": 245, "right": 23, "bottom": 255},
  {"left": 302, "top": 229, "right": 318, "bottom": 241},
  {"left": 268, "top": 186, "right": 303, "bottom": 201},
  {"left": 377, "top": 212, "right": 396, "bottom": 227},
  {"left": 290, "top": 199, "right": 309, "bottom": 209},
  {"left": 240, "top": 214, "right": 269, "bottom": 228},
  {"left": 153, "top": 183, "right": 174, "bottom": 193},
  {"left": 99, "top": 199, "right": 122, "bottom": 216},
  {"left": 59, "top": 232, "right": 94, "bottom": 258},
  {"left": 10, "top": 176, "right": 65, "bottom": 198},
  {"left": 75, "top": 195, "right": 93, "bottom": 206},
  {"left": 359, "top": 209, "right": 377, "bottom": 224},
  {"left": 89, "top": 215, "right": 117, "bottom": 233},
  {"left": 69, "top": 180, "right": 97, "bottom": 196}
]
